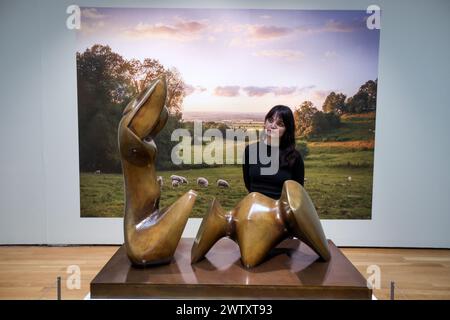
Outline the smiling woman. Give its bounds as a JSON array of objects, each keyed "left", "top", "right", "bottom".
[{"left": 242, "top": 105, "right": 304, "bottom": 200}]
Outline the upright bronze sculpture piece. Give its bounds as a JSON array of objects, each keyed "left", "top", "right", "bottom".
[
  {"left": 191, "top": 180, "right": 330, "bottom": 268},
  {"left": 118, "top": 77, "right": 197, "bottom": 266}
]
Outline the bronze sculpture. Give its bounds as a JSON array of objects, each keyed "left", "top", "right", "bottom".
[
  {"left": 118, "top": 77, "right": 197, "bottom": 266},
  {"left": 191, "top": 180, "right": 330, "bottom": 268},
  {"left": 117, "top": 76, "right": 329, "bottom": 268}
]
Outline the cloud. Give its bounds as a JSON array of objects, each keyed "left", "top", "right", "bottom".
[
  {"left": 123, "top": 19, "right": 208, "bottom": 41},
  {"left": 248, "top": 25, "right": 293, "bottom": 40},
  {"left": 81, "top": 8, "right": 105, "bottom": 20},
  {"left": 323, "top": 19, "right": 356, "bottom": 32},
  {"left": 229, "top": 23, "right": 294, "bottom": 47},
  {"left": 229, "top": 18, "right": 360, "bottom": 47},
  {"left": 80, "top": 21, "right": 106, "bottom": 34},
  {"left": 259, "top": 15, "right": 272, "bottom": 20},
  {"left": 80, "top": 8, "right": 107, "bottom": 34},
  {"left": 253, "top": 49, "right": 305, "bottom": 61},
  {"left": 242, "top": 86, "right": 274, "bottom": 97},
  {"left": 297, "top": 19, "right": 360, "bottom": 34},
  {"left": 214, "top": 86, "right": 241, "bottom": 97},
  {"left": 229, "top": 37, "right": 250, "bottom": 47},
  {"left": 176, "top": 20, "right": 206, "bottom": 33},
  {"left": 297, "top": 85, "right": 316, "bottom": 94},
  {"left": 184, "top": 84, "right": 207, "bottom": 96},
  {"left": 242, "top": 85, "right": 314, "bottom": 97},
  {"left": 273, "top": 87, "right": 297, "bottom": 96},
  {"left": 324, "top": 50, "right": 338, "bottom": 58}
]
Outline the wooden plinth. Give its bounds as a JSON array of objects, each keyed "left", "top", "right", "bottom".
[{"left": 90, "top": 238, "right": 371, "bottom": 299}]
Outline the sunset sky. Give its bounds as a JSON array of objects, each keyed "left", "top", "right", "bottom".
[{"left": 77, "top": 7, "right": 380, "bottom": 113}]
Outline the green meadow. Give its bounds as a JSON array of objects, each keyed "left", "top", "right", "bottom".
[{"left": 80, "top": 113, "right": 375, "bottom": 219}]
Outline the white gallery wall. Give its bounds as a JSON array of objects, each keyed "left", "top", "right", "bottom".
[{"left": 0, "top": 0, "right": 449, "bottom": 247}]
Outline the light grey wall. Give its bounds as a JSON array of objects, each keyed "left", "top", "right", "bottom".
[
  {"left": 0, "top": 0, "right": 449, "bottom": 247},
  {"left": 0, "top": 0, "right": 48, "bottom": 243}
]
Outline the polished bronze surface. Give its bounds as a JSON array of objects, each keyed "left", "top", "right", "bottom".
[
  {"left": 90, "top": 238, "right": 371, "bottom": 299},
  {"left": 118, "top": 77, "right": 197, "bottom": 266},
  {"left": 192, "top": 180, "right": 330, "bottom": 268}
]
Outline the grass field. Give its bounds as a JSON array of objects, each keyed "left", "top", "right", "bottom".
[{"left": 80, "top": 113, "right": 375, "bottom": 219}]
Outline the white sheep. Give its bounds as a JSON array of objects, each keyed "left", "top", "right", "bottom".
[
  {"left": 197, "top": 177, "right": 209, "bottom": 187},
  {"left": 171, "top": 174, "right": 188, "bottom": 184},
  {"left": 157, "top": 176, "right": 163, "bottom": 187},
  {"left": 217, "top": 179, "right": 230, "bottom": 188},
  {"left": 172, "top": 179, "right": 180, "bottom": 187}
]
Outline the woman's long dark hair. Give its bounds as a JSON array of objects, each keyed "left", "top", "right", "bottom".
[{"left": 264, "top": 105, "right": 301, "bottom": 168}]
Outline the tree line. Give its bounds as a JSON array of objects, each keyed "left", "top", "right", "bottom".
[
  {"left": 77, "top": 44, "right": 186, "bottom": 173},
  {"left": 294, "top": 79, "right": 377, "bottom": 138}
]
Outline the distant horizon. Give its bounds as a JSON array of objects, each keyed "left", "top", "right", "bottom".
[
  {"left": 182, "top": 110, "right": 267, "bottom": 114},
  {"left": 181, "top": 110, "right": 266, "bottom": 122}
]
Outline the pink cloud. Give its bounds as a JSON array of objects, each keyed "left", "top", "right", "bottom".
[
  {"left": 176, "top": 20, "right": 205, "bottom": 33},
  {"left": 184, "top": 84, "right": 195, "bottom": 95},
  {"left": 248, "top": 25, "right": 292, "bottom": 39},
  {"left": 242, "top": 86, "right": 313, "bottom": 97},
  {"left": 323, "top": 20, "right": 355, "bottom": 32},
  {"left": 214, "top": 86, "right": 240, "bottom": 97},
  {"left": 123, "top": 19, "right": 207, "bottom": 41},
  {"left": 297, "top": 85, "right": 316, "bottom": 94},
  {"left": 242, "top": 86, "right": 274, "bottom": 97},
  {"left": 184, "top": 84, "right": 207, "bottom": 96},
  {"left": 273, "top": 87, "right": 297, "bottom": 96},
  {"left": 297, "top": 19, "right": 357, "bottom": 34}
]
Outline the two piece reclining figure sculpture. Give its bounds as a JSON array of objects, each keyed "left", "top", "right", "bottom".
[{"left": 118, "top": 78, "right": 331, "bottom": 268}]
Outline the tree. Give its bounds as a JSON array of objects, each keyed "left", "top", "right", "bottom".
[
  {"left": 311, "top": 112, "right": 340, "bottom": 135},
  {"left": 154, "top": 112, "right": 185, "bottom": 170},
  {"left": 294, "top": 101, "right": 318, "bottom": 137},
  {"left": 77, "top": 45, "right": 132, "bottom": 172},
  {"left": 165, "top": 67, "right": 185, "bottom": 114},
  {"left": 345, "top": 79, "right": 377, "bottom": 114},
  {"left": 359, "top": 79, "right": 377, "bottom": 112},
  {"left": 322, "top": 91, "right": 347, "bottom": 114},
  {"left": 129, "top": 60, "right": 185, "bottom": 114},
  {"left": 76, "top": 44, "right": 187, "bottom": 172},
  {"left": 294, "top": 101, "right": 340, "bottom": 139}
]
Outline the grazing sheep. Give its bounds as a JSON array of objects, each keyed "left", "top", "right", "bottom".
[
  {"left": 347, "top": 176, "right": 352, "bottom": 182},
  {"left": 217, "top": 179, "right": 230, "bottom": 188},
  {"left": 95, "top": 170, "right": 101, "bottom": 174},
  {"left": 157, "top": 176, "right": 163, "bottom": 187},
  {"left": 170, "top": 174, "right": 188, "bottom": 184},
  {"left": 172, "top": 179, "right": 180, "bottom": 187},
  {"left": 197, "top": 177, "right": 209, "bottom": 187}
]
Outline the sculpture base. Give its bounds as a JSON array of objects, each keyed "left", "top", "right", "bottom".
[{"left": 90, "top": 238, "right": 371, "bottom": 299}]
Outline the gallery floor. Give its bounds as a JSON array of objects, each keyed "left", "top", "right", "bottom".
[{"left": 0, "top": 244, "right": 449, "bottom": 300}]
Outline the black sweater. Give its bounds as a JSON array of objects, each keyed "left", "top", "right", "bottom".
[{"left": 242, "top": 141, "right": 304, "bottom": 200}]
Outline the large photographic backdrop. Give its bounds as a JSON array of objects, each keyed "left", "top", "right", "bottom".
[{"left": 76, "top": 7, "right": 380, "bottom": 219}]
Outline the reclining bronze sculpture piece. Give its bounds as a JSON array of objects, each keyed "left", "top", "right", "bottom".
[
  {"left": 191, "top": 180, "right": 331, "bottom": 268},
  {"left": 118, "top": 77, "right": 330, "bottom": 268},
  {"left": 118, "top": 77, "right": 197, "bottom": 266}
]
